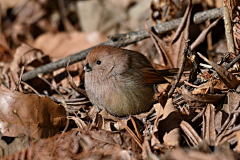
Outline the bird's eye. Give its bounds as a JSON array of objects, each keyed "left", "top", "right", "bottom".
[{"left": 96, "top": 60, "right": 101, "bottom": 65}]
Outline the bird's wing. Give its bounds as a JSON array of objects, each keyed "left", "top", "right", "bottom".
[{"left": 141, "top": 67, "right": 169, "bottom": 84}]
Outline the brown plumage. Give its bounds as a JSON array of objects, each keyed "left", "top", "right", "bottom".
[{"left": 84, "top": 45, "right": 169, "bottom": 117}]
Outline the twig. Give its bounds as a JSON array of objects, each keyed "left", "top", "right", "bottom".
[
  {"left": 223, "top": 125, "right": 240, "bottom": 139},
  {"left": 20, "top": 81, "right": 40, "bottom": 96},
  {"left": 225, "top": 53, "right": 240, "bottom": 70},
  {"left": 219, "top": 131, "right": 236, "bottom": 145},
  {"left": 130, "top": 116, "right": 142, "bottom": 143},
  {"left": 222, "top": 0, "right": 235, "bottom": 53},
  {"left": 63, "top": 102, "right": 89, "bottom": 105},
  {"left": 191, "top": 108, "right": 206, "bottom": 122},
  {"left": 218, "top": 100, "right": 240, "bottom": 134},
  {"left": 202, "top": 2, "right": 213, "bottom": 52},
  {"left": 191, "top": 17, "right": 222, "bottom": 51},
  {"left": 22, "top": 7, "right": 223, "bottom": 82},
  {"left": 215, "top": 101, "right": 240, "bottom": 145},
  {"left": 193, "top": 7, "right": 222, "bottom": 24},
  {"left": 168, "top": 40, "right": 189, "bottom": 98},
  {"left": 38, "top": 73, "right": 65, "bottom": 99},
  {"left": 184, "top": 81, "right": 200, "bottom": 88},
  {"left": 56, "top": 98, "right": 87, "bottom": 102},
  {"left": 117, "top": 118, "right": 143, "bottom": 150},
  {"left": 182, "top": 134, "right": 193, "bottom": 147}
]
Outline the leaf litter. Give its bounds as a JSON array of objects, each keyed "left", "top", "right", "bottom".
[{"left": 1, "top": 0, "right": 240, "bottom": 159}]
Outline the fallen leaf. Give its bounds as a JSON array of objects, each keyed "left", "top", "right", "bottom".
[
  {"left": 182, "top": 85, "right": 225, "bottom": 107},
  {"left": 34, "top": 31, "right": 108, "bottom": 61},
  {"left": 0, "top": 134, "right": 30, "bottom": 157},
  {"left": 215, "top": 92, "right": 240, "bottom": 134},
  {"left": 151, "top": 103, "right": 164, "bottom": 147},
  {"left": 145, "top": 1, "right": 192, "bottom": 69},
  {"left": 192, "top": 79, "right": 228, "bottom": 94},
  {"left": 0, "top": 88, "right": 67, "bottom": 139},
  {"left": 203, "top": 104, "right": 216, "bottom": 146},
  {"left": 197, "top": 52, "right": 240, "bottom": 89},
  {"left": 10, "top": 43, "right": 51, "bottom": 73},
  {"left": 191, "top": 17, "right": 222, "bottom": 50},
  {"left": 157, "top": 98, "right": 181, "bottom": 146},
  {"left": 180, "top": 120, "right": 203, "bottom": 146}
]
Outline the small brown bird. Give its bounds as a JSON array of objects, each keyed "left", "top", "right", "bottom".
[{"left": 84, "top": 45, "right": 170, "bottom": 117}]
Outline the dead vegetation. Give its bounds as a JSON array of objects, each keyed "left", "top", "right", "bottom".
[{"left": 0, "top": 0, "right": 240, "bottom": 159}]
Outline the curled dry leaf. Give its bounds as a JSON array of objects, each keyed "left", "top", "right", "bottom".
[
  {"left": 99, "top": 109, "right": 126, "bottom": 131},
  {"left": 192, "top": 79, "right": 228, "bottom": 94},
  {"left": 157, "top": 98, "right": 181, "bottom": 146},
  {"left": 146, "top": 0, "right": 192, "bottom": 69},
  {"left": 10, "top": 43, "right": 51, "bottom": 73},
  {"left": 97, "top": 104, "right": 156, "bottom": 132},
  {"left": 9, "top": 43, "right": 51, "bottom": 90},
  {"left": 152, "top": 103, "right": 164, "bottom": 147},
  {"left": 182, "top": 85, "right": 225, "bottom": 107},
  {"left": 224, "top": 92, "right": 240, "bottom": 114},
  {"left": 54, "top": 61, "right": 84, "bottom": 90},
  {"left": 142, "top": 137, "right": 159, "bottom": 160},
  {"left": 197, "top": 52, "right": 240, "bottom": 89},
  {"left": 191, "top": 17, "right": 222, "bottom": 51},
  {"left": 0, "top": 88, "right": 67, "bottom": 139},
  {"left": 215, "top": 92, "right": 240, "bottom": 134},
  {"left": 203, "top": 104, "right": 216, "bottom": 146},
  {"left": 180, "top": 121, "right": 203, "bottom": 146}
]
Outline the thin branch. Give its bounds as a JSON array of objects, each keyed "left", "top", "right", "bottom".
[
  {"left": 22, "top": 7, "right": 223, "bottom": 82},
  {"left": 191, "top": 108, "right": 206, "bottom": 122},
  {"left": 168, "top": 40, "right": 189, "bottom": 98},
  {"left": 222, "top": 0, "right": 235, "bottom": 53},
  {"left": 225, "top": 53, "right": 240, "bottom": 70}
]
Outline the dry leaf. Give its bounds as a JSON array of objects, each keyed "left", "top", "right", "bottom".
[
  {"left": 198, "top": 52, "right": 240, "bottom": 89},
  {"left": 182, "top": 85, "right": 225, "bottom": 107},
  {"left": 146, "top": 0, "right": 192, "bottom": 69},
  {"left": 203, "top": 104, "right": 216, "bottom": 146},
  {"left": 152, "top": 103, "right": 164, "bottom": 147},
  {"left": 0, "top": 134, "right": 30, "bottom": 158},
  {"left": 215, "top": 92, "right": 240, "bottom": 134},
  {"left": 0, "top": 88, "right": 67, "bottom": 139},
  {"left": 11, "top": 43, "right": 51, "bottom": 73},
  {"left": 34, "top": 31, "right": 108, "bottom": 61},
  {"left": 237, "top": 130, "right": 240, "bottom": 153},
  {"left": 180, "top": 120, "right": 203, "bottom": 146},
  {"left": 191, "top": 18, "right": 222, "bottom": 50},
  {"left": 192, "top": 79, "right": 228, "bottom": 94},
  {"left": 157, "top": 98, "right": 181, "bottom": 146}
]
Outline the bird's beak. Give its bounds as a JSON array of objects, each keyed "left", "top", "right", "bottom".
[{"left": 84, "top": 63, "right": 92, "bottom": 72}]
